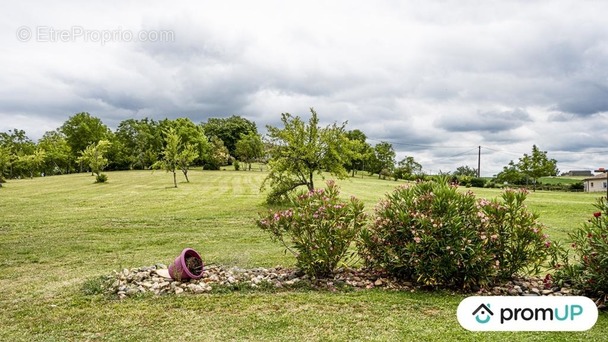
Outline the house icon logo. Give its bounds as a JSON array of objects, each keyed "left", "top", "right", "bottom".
[{"left": 472, "top": 303, "right": 494, "bottom": 324}]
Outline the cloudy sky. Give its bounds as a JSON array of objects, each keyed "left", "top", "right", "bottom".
[{"left": 2, "top": 1, "right": 607, "bottom": 176}]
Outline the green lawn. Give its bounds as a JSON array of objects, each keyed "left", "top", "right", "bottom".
[{"left": 0, "top": 170, "right": 605, "bottom": 341}]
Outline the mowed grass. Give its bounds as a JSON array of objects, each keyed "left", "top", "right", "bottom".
[{"left": 0, "top": 170, "right": 606, "bottom": 341}]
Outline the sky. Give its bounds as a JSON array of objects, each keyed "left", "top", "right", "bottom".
[{"left": 1, "top": 1, "right": 607, "bottom": 176}]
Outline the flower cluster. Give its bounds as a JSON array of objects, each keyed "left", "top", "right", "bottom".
[
  {"left": 553, "top": 197, "right": 608, "bottom": 296},
  {"left": 257, "top": 180, "right": 366, "bottom": 277},
  {"left": 358, "top": 180, "right": 553, "bottom": 289}
]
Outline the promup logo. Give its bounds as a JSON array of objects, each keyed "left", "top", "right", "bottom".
[
  {"left": 472, "top": 304, "right": 493, "bottom": 324},
  {"left": 457, "top": 296, "right": 598, "bottom": 331}
]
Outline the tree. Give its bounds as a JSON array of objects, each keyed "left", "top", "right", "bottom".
[
  {"left": 177, "top": 143, "right": 198, "bottom": 183},
  {"left": 38, "top": 130, "right": 72, "bottom": 175},
  {"left": 77, "top": 140, "right": 111, "bottom": 182},
  {"left": 0, "top": 129, "right": 35, "bottom": 178},
  {"left": 154, "top": 128, "right": 181, "bottom": 188},
  {"left": 495, "top": 161, "right": 526, "bottom": 185},
  {"left": 60, "top": 113, "right": 111, "bottom": 170},
  {"left": 160, "top": 118, "right": 209, "bottom": 165},
  {"left": 453, "top": 165, "right": 478, "bottom": 177},
  {"left": 344, "top": 129, "right": 372, "bottom": 177},
  {"left": 17, "top": 148, "right": 46, "bottom": 179},
  {"left": 394, "top": 156, "right": 422, "bottom": 180},
  {"left": 517, "top": 145, "right": 559, "bottom": 191},
  {"left": 235, "top": 131, "right": 264, "bottom": 171},
  {"left": 154, "top": 128, "right": 199, "bottom": 187},
  {"left": 262, "top": 108, "right": 349, "bottom": 202},
  {"left": 115, "top": 118, "right": 163, "bottom": 169},
  {"left": 0, "top": 145, "right": 11, "bottom": 183},
  {"left": 202, "top": 115, "right": 257, "bottom": 157},
  {"left": 369, "top": 141, "right": 396, "bottom": 179},
  {"left": 204, "top": 136, "right": 231, "bottom": 170}
]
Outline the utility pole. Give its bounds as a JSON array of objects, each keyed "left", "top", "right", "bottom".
[
  {"left": 477, "top": 146, "right": 481, "bottom": 178},
  {"left": 595, "top": 168, "right": 608, "bottom": 200}
]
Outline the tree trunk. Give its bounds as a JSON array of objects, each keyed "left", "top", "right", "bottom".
[
  {"left": 183, "top": 169, "right": 190, "bottom": 182},
  {"left": 308, "top": 171, "right": 314, "bottom": 190},
  {"left": 172, "top": 170, "right": 177, "bottom": 188}
]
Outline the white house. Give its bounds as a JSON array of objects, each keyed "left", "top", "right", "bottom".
[{"left": 583, "top": 174, "right": 608, "bottom": 192}]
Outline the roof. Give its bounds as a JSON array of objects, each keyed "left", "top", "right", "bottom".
[{"left": 583, "top": 174, "right": 608, "bottom": 181}]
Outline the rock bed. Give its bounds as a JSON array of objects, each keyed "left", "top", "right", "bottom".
[{"left": 104, "top": 264, "right": 582, "bottom": 300}]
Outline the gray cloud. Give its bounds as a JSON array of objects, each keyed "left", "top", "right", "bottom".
[{"left": 2, "top": 0, "right": 608, "bottom": 176}]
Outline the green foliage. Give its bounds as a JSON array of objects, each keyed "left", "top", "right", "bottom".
[
  {"left": 153, "top": 128, "right": 198, "bottom": 187},
  {"left": 95, "top": 173, "right": 108, "bottom": 183},
  {"left": 368, "top": 141, "right": 395, "bottom": 177},
  {"left": 359, "top": 181, "right": 553, "bottom": 289},
  {"left": 38, "top": 130, "right": 72, "bottom": 175},
  {"left": 235, "top": 131, "right": 263, "bottom": 171},
  {"left": 202, "top": 115, "right": 257, "bottom": 157},
  {"left": 115, "top": 118, "right": 163, "bottom": 170},
  {"left": 553, "top": 197, "right": 608, "bottom": 296},
  {"left": 77, "top": 140, "right": 111, "bottom": 179},
  {"left": 453, "top": 165, "right": 477, "bottom": 177},
  {"left": 393, "top": 156, "right": 422, "bottom": 180},
  {"left": 498, "top": 145, "right": 559, "bottom": 190},
  {"left": 469, "top": 177, "right": 486, "bottom": 188},
  {"left": 257, "top": 180, "right": 366, "bottom": 277},
  {"left": 262, "top": 108, "right": 349, "bottom": 203},
  {"left": 204, "top": 136, "right": 231, "bottom": 170},
  {"left": 233, "top": 159, "right": 240, "bottom": 171},
  {"left": 60, "top": 113, "right": 111, "bottom": 168}
]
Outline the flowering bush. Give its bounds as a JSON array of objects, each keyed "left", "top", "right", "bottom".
[
  {"left": 358, "top": 180, "right": 552, "bottom": 289},
  {"left": 257, "top": 180, "right": 366, "bottom": 277},
  {"left": 553, "top": 197, "right": 608, "bottom": 296}
]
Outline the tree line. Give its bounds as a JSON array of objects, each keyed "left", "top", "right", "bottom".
[{"left": 0, "top": 109, "right": 559, "bottom": 195}]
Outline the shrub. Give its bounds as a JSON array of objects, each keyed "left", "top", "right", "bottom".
[
  {"left": 552, "top": 198, "right": 608, "bottom": 296},
  {"left": 95, "top": 173, "right": 108, "bottom": 183},
  {"left": 358, "top": 180, "right": 552, "bottom": 289},
  {"left": 234, "top": 160, "right": 240, "bottom": 171},
  {"left": 470, "top": 177, "right": 487, "bottom": 188},
  {"left": 257, "top": 180, "right": 366, "bottom": 277}
]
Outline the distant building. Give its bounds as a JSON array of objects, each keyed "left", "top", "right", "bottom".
[
  {"left": 564, "top": 170, "right": 593, "bottom": 177},
  {"left": 583, "top": 174, "right": 608, "bottom": 192}
]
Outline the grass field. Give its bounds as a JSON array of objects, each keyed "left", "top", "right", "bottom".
[{"left": 0, "top": 170, "right": 606, "bottom": 341}]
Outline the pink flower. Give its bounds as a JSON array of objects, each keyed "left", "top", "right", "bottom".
[{"left": 413, "top": 237, "right": 421, "bottom": 243}]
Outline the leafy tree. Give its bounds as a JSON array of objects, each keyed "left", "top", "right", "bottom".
[
  {"left": 262, "top": 108, "right": 349, "bottom": 202},
  {"left": 235, "top": 131, "right": 264, "bottom": 171},
  {"left": 160, "top": 118, "right": 209, "bottom": 165},
  {"left": 0, "top": 129, "right": 35, "bottom": 178},
  {"left": 77, "top": 140, "right": 111, "bottom": 181},
  {"left": 344, "top": 130, "right": 372, "bottom": 177},
  {"left": 495, "top": 161, "right": 526, "bottom": 185},
  {"left": 202, "top": 115, "right": 257, "bottom": 157},
  {"left": 38, "top": 130, "right": 72, "bottom": 175},
  {"left": 60, "top": 113, "right": 111, "bottom": 170},
  {"left": 153, "top": 128, "right": 199, "bottom": 187},
  {"left": 0, "top": 145, "right": 11, "bottom": 183},
  {"left": 453, "top": 165, "right": 478, "bottom": 177},
  {"left": 394, "top": 156, "right": 422, "bottom": 180},
  {"left": 369, "top": 141, "right": 396, "bottom": 179},
  {"left": 177, "top": 143, "right": 198, "bottom": 183},
  {"left": 154, "top": 128, "right": 181, "bottom": 188},
  {"left": 517, "top": 145, "right": 559, "bottom": 191},
  {"left": 115, "top": 118, "right": 163, "bottom": 169},
  {"left": 204, "top": 136, "right": 231, "bottom": 170},
  {"left": 17, "top": 148, "right": 46, "bottom": 179}
]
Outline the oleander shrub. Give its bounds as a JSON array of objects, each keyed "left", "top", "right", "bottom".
[
  {"left": 257, "top": 180, "right": 366, "bottom": 277},
  {"left": 358, "top": 179, "right": 552, "bottom": 289},
  {"left": 553, "top": 197, "right": 608, "bottom": 296}
]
